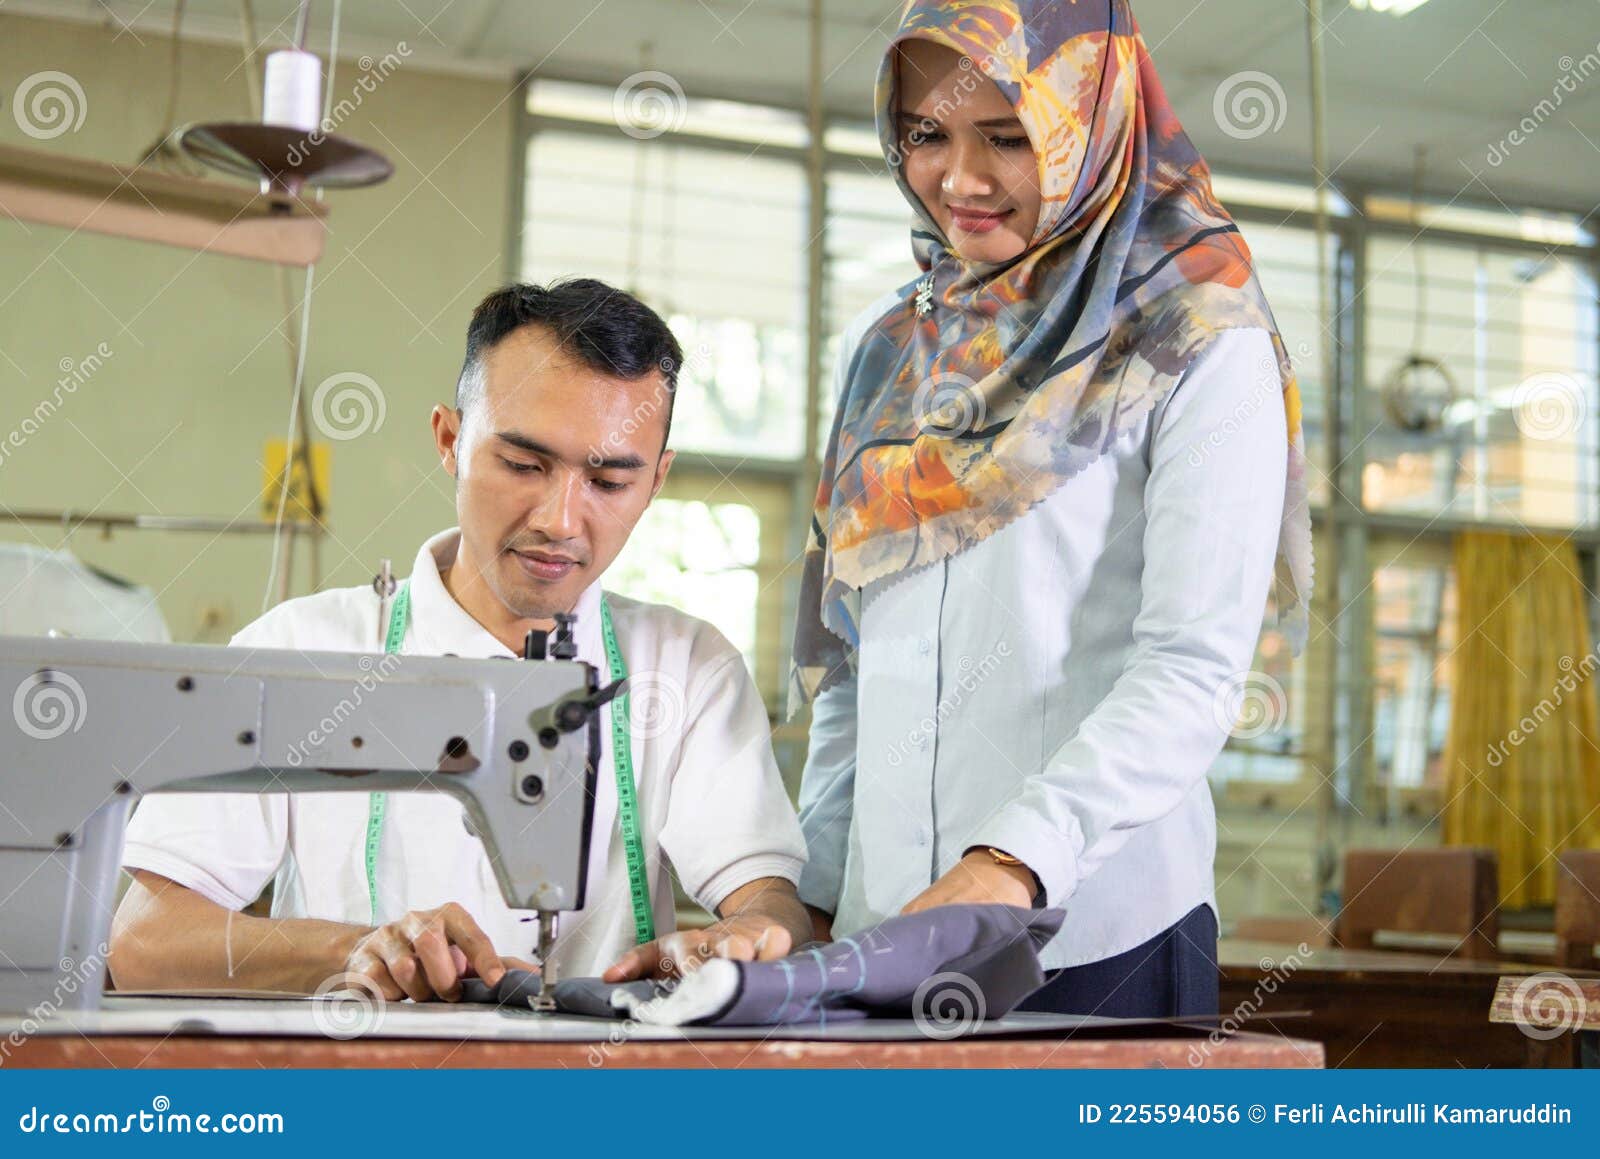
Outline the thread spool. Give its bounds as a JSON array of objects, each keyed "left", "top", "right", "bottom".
[{"left": 262, "top": 49, "right": 323, "bottom": 133}]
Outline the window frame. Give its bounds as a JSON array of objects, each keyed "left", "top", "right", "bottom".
[{"left": 509, "top": 73, "right": 1600, "bottom": 811}]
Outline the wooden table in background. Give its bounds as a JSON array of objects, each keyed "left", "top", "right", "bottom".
[
  {"left": 1489, "top": 974, "right": 1600, "bottom": 1068},
  {"left": 1219, "top": 939, "right": 1594, "bottom": 1068},
  {"left": 9, "top": 1028, "right": 1320, "bottom": 1069}
]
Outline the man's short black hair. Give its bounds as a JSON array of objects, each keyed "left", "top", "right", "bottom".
[{"left": 455, "top": 278, "right": 683, "bottom": 448}]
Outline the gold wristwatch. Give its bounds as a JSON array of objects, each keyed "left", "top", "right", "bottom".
[{"left": 976, "top": 846, "right": 1045, "bottom": 907}]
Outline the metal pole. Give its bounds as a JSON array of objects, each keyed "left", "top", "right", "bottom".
[
  {"left": 783, "top": 0, "right": 828, "bottom": 714},
  {"left": 1306, "top": 0, "right": 1345, "bottom": 909},
  {"left": 1339, "top": 203, "right": 1373, "bottom": 851},
  {"left": 802, "top": 0, "right": 825, "bottom": 476},
  {"left": 507, "top": 70, "right": 533, "bottom": 283},
  {"left": 0, "top": 510, "right": 318, "bottom": 535}
]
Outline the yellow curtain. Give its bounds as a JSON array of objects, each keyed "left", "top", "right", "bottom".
[{"left": 1442, "top": 531, "right": 1600, "bottom": 907}]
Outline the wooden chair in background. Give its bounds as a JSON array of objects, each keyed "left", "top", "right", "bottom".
[
  {"left": 1336, "top": 847, "right": 1500, "bottom": 960},
  {"left": 1555, "top": 850, "right": 1600, "bottom": 970}
]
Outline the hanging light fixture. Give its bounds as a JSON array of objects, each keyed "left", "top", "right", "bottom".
[{"left": 179, "top": 0, "right": 391, "bottom": 195}]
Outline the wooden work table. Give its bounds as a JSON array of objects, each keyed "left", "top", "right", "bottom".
[
  {"left": 8, "top": 1025, "right": 1320, "bottom": 1069},
  {"left": 1219, "top": 939, "right": 1596, "bottom": 1067}
]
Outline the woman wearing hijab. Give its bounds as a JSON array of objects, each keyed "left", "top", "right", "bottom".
[{"left": 791, "top": 0, "right": 1315, "bottom": 1017}]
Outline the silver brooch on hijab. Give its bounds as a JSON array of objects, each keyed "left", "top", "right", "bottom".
[{"left": 914, "top": 274, "right": 935, "bottom": 317}]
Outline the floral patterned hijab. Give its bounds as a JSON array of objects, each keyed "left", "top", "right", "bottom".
[{"left": 788, "top": 0, "right": 1314, "bottom": 715}]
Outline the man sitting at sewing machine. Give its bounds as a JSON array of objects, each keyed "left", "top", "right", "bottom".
[{"left": 108, "top": 279, "right": 812, "bottom": 1003}]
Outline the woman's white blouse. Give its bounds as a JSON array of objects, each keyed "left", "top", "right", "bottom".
[{"left": 798, "top": 302, "right": 1288, "bottom": 970}]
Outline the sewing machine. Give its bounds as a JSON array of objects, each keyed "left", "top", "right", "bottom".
[
  {"left": 0, "top": 632, "right": 1303, "bottom": 1059},
  {"left": 0, "top": 628, "right": 611, "bottom": 1016}
]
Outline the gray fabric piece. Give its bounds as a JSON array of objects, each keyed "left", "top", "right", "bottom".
[
  {"left": 459, "top": 906, "right": 1063, "bottom": 1028},
  {"left": 547, "top": 977, "right": 656, "bottom": 1017},
  {"left": 699, "top": 904, "right": 1063, "bottom": 1026},
  {"left": 458, "top": 971, "right": 658, "bottom": 1016},
  {"left": 557, "top": 904, "right": 1063, "bottom": 1027},
  {"left": 458, "top": 969, "right": 543, "bottom": 1008}
]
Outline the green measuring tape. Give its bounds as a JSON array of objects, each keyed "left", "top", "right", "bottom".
[
  {"left": 362, "top": 581, "right": 655, "bottom": 946},
  {"left": 361, "top": 579, "right": 410, "bottom": 925},
  {"left": 599, "top": 597, "right": 655, "bottom": 945}
]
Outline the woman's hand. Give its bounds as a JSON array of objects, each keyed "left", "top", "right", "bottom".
[{"left": 900, "top": 850, "right": 1037, "bottom": 915}]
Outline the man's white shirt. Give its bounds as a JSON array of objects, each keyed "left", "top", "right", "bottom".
[{"left": 122, "top": 528, "right": 806, "bottom": 981}]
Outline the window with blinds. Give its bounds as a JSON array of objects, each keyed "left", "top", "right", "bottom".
[
  {"left": 820, "top": 166, "right": 915, "bottom": 444},
  {"left": 1371, "top": 550, "right": 1457, "bottom": 795},
  {"left": 522, "top": 126, "right": 808, "bottom": 461},
  {"left": 1363, "top": 236, "right": 1599, "bottom": 529},
  {"left": 607, "top": 497, "right": 761, "bottom": 673},
  {"left": 516, "top": 77, "right": 1600, "bottom": 797}
]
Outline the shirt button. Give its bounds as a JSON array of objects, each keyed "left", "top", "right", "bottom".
[
  {"left": 918, "top": 637, "right": 931, "bottom": 655},
  {"left": 915, "top": 829, "right": 929, "bottom": 846}
]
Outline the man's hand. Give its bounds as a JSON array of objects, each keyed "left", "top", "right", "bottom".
[
  {"left": 900, "top": 850, "right": 1037, "bottom": 915},
  {"left": 602, "top": 912, "right": 794, "bottom": 982},
  {"left": 342, "top": 902, "right": 510, "bottom": 1002},
  {"left": 108, "top": 872, "right": 525, "bottom": 999},
  {"left": 602, "top": 876, "right": 811, "bottom": 983}
]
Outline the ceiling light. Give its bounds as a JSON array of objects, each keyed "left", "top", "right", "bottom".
[{"left": 1347, "top": 0, "right": 1435, "bottom": 14}]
